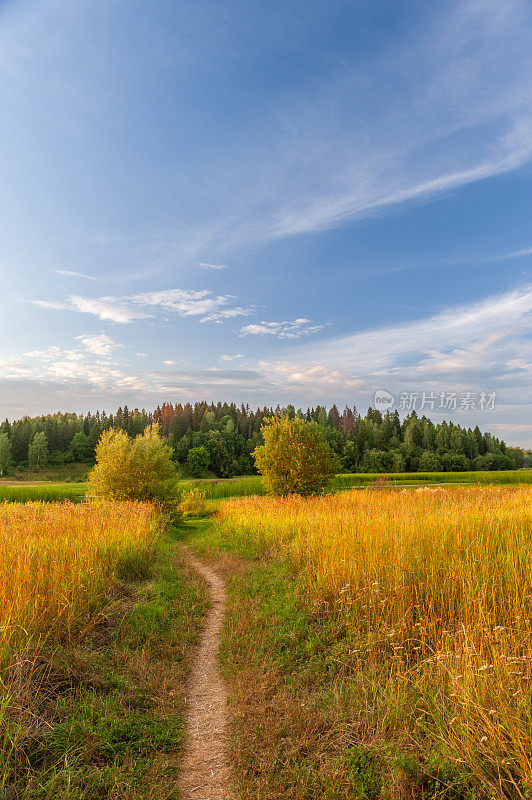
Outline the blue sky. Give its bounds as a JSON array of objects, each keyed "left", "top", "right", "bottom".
[{"left": 1, "top": 0, "right": 531, "bottom": 444}]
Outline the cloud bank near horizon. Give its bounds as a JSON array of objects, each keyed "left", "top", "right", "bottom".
[{"left": 3, "top": 284, "right": 531, "bottom": 445}]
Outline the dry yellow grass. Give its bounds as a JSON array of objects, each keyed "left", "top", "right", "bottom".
[
  {"left": 219, "top": 486, "right": 532, "bottom": 797},
  {"left": 0, "top": 501, "right": 159, "bottom": 673}
]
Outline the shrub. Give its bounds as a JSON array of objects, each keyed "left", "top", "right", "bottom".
[
  {"left": 253, "top": 414, "right": 338, "bottom": 496},
  {"left": 87, "top": 423, "right": 177, "bottom": 504}
]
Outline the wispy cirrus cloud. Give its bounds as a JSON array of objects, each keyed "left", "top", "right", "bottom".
[
  {"left": 498, "top": 247, "right": 532, "bottom": 261},
  {"left": 176, "top": 0, "right": 532, "bottom": 250},
  {"left": 150, "top": 367, "right": 262, "bottom": 385},
  {"left": 299, "top": 284, "right": 532, "bottom": 375},
  {"left": 31, "top": 288, "right": 254, "bottom": 325},
  {"left": 56, "top": 270, "right": 96, "bottom": 281},
  {"left": 269, "top": 131, "right": 532, "bottom": 239}
]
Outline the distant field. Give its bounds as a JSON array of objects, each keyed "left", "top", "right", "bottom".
[
  {"left": 187, "top": 469, "right": 531, "bottom": 499},
  {"left": 333, "top": 468, "right": 532, "bottom": 488},
  {"left": 0, "top": 482, "right": 87, "bottom": 502},
  {"left": 1, "top": 469, "right": 530, "bottom": 503}
]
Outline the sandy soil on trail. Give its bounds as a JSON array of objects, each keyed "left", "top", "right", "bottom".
[{"left": 179, "top": 551, "right": 232, "bottom": 800}]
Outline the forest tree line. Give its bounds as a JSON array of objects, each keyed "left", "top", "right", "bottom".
[{"left": 0, "top": 401, "right": 527, "bottom": 477}]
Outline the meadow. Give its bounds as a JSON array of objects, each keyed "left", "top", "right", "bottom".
[
  {"left": 3, "top": 469, "right": 532, "bottom": 798},
  {"left": 0, "top": 482, "right": 88, "bottom": 502},
  {"left": 207, "top": 486, "right": 532, "bottom": 799},
  {"left": 1, "top": 468, "right": 529, "bottom": 505}
]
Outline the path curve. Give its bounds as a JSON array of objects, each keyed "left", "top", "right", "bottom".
[{"left": 180, "top": 551, "right": 231, "bottom": 799}]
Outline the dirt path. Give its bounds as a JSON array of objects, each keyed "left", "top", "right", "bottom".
[{"left": 179, "top": 551, "right": 232, "bottom": 800}]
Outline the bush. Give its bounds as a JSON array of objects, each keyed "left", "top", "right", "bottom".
[
  {"left": 253, "top": 414, "right": 338, "bottom": 496},
  {"left": 87, "top": 423, "right": 177, "bottom": 504}
]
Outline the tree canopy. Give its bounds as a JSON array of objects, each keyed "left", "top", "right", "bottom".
[
  {"left": 0, "top": 401, "right": 527, "bottom": 477},
  {"left": 87, "top": 423, "right": 177, "bottom": 503}
]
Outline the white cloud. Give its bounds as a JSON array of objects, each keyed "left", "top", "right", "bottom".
[
  {"left": 219, "top": 353, "right": 244, "bottom": 361},
  {"left": 300, "top": 285, "right": 532, "bottom": 375},
  {"left": 69, "top": 295, "right": 151, "bottom": 323},
  {"left": 162, "top": 360, "right": 177, "bottom": 365},
  {"left": 259, "top": 361, "right": 361, "bottom": 392},
  {"left": 0, "top": 358, "right": 33, "bottom": 377},
  {"left": 46, "top": 359, "right": 125, "bottom": 387},
  {"left": 32, "top": 288, "right": 254, "bottom": 325},
  {"left": 201, "top": 306, "right": 254, "bottom": 323},
  {"left": 32, "top": 300, "right": 68, "bottom": 311},
  {"left": 499, "top": 247, "right": 532, "bottom": 260},
  {"left": 56, "top": 270, "right": 96, "bottom": 281},
  {"left": 252, "top": 285, "right": 532, "bottom": 440},
  {"left": 199, "top": 262, "right": 229, "bottom": 270},
  {"left": 5, "top": 336, "right": 146, "bottom": 394},
  {"left": 24, "top": 346, "right": 62, "bottom": 361},
  {"left": 76, "top": 333, "right": 122, "bottom": 357},
  {"left": 240, "top": 318, "right": 324, "bottom": 339},
  {"left": 133, "top": 288, "right": 227, "bottom": 316}
]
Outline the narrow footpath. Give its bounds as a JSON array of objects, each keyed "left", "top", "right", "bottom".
[{"left": 179, "top": 551, "right": 231, "bottom": 800}]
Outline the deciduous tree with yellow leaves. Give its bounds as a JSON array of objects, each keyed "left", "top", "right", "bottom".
[
  {"left": 253, "top": 414, "right": 338, "bottom": 496},
  {"left": 87, "top": 423, "right": 177, "bottom": 503}
]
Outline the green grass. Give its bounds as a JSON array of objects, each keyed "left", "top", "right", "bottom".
[
  {"left": 179, "top": 475, "right": 265, "bottom": 499},
  {"left": 2, "top": 523, "right": 208, "bottom": 799},
  {"left": 0, "top": 482, "right": 88, "bottom": 502},
  {"left": 181, "top": 469, "right": 531, "bottom": 503},
  {"left": 332, "top": 469, "right": 532, "bottom": 488},
  {"left": 2, "top": 469, "right": 529, "bottom": 505}
]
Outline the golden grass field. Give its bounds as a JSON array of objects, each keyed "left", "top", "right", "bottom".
[
  {"left": 0, "top": 501, "right": 159, "bottom": 707},
  {"left": 218, "top": 486, "right": 532, "bottom": 797},
  {"left": 0, "top": 502, "right": 158, "bottom": 668}
]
